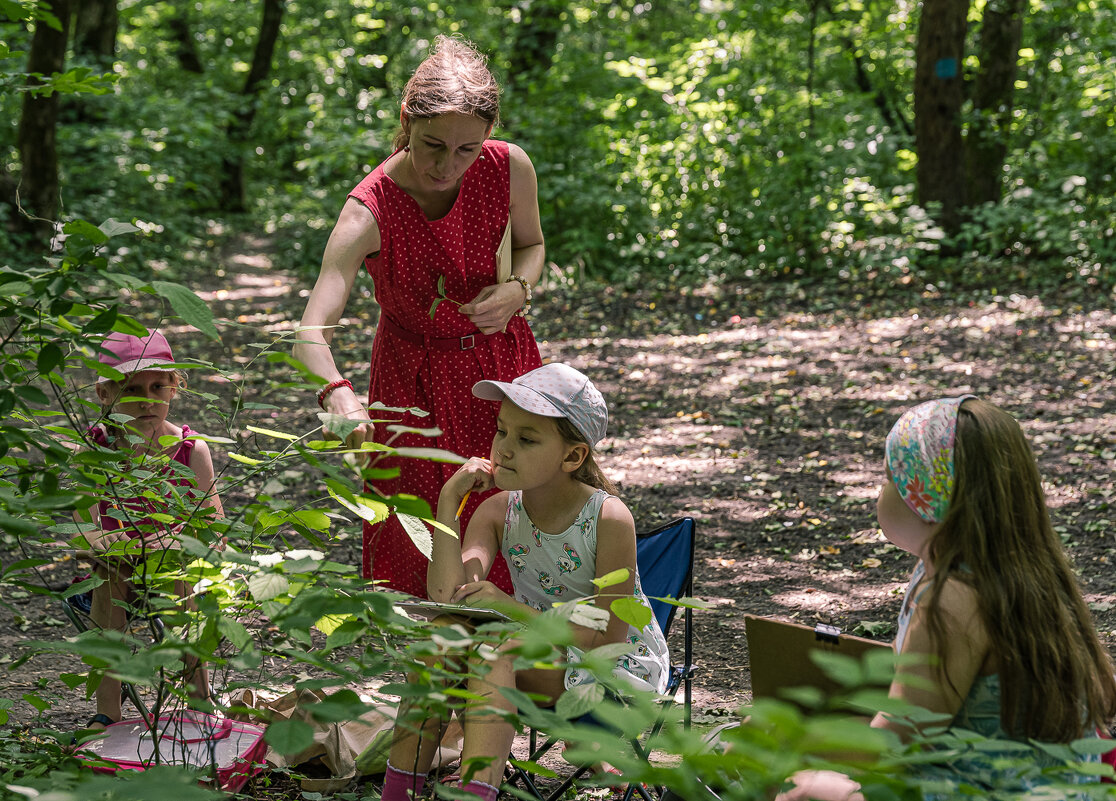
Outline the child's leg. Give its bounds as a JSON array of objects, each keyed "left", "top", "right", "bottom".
[
  {"left": 459, "top": 648, "right": 567, "bottom": 793},
  {"left": 173, "top": 580, "right": 210, "bottom": 704},
  {"left": 384, "top": 654, "right": 462, "bottom": 801},
  {"left": 89, "top": 562, "right": 130, "bottom": 725},
  {"left": 387, "top": 657, "right": 458, "bottom": 776}
]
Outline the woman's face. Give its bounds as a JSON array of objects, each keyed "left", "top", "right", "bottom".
[{"left": 403, "top": 113, "right": 492, "bottom": 194}]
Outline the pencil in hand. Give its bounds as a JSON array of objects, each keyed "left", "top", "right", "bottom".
[{"left": 455, "top": 491, "right": 471, "bottom": 522}]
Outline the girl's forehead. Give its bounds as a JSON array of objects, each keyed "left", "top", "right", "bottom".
[
  {"left": 498, "top": 400, "right": 556, "bottom": 428},
  {"left": 129, "top": 369, "right": 174, "bottom": 380}
]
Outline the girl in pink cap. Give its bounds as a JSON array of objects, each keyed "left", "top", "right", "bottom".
[
  {"left": 780, "top": 397, "right": 1116, "bottom": 800},
  {"left": 381, "top": 363, "right": 668, "bottom": 801},
  {"left": 74, "top": 330, "right": 224, "bottom": 732}
]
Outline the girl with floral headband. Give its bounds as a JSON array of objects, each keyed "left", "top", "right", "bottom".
[{"left": 780, "top": 396, "right": 1116, "bottom": 800}]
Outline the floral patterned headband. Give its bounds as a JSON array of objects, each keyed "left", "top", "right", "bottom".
[{"left": 884, "top": 395, "right": 976, "bottom": 523}]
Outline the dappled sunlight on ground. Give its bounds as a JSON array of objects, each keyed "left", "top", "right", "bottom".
[{"left": 539, "top": 292, "right": 1116, "bottom": 709}]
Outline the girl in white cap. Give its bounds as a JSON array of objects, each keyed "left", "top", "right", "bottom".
[
  {"left": 74, "top": 330, "right": 224, "bottom": 732},
  {"left": 382, "top": 362, "right": 669, "bottom": 801}
]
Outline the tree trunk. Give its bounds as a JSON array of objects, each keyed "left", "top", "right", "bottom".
[
  {"left": 506, "top": 0, "right": 566, "bottom": 99},
  {"left": 73, "top": 0, "right": 117, "bottom": 71},
  {"left": 166, "top": 4, "right": 204, "bottom": 74},
  {"left": 17, "top": 0, "right": 72, "bottom": 243},
  {"left": 965, "top": 0, "right": 1026, "bottom": 204},
  {"left": 218, "top": 0, "right": 284, "bottom": 212},
  {"left": 913, "top": 0, "right": 969, "bottom": 234}
]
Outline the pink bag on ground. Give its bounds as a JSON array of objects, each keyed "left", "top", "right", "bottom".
[{"left": 79, "top": 712, "right": 267, "bottom": 793}]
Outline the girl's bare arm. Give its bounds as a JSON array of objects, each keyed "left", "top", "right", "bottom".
[
  {"left": 571, "top": 496, "right": 638, "bottom": 652},
  {"left": 428, "top": 458, "right": 500, "bottom": 602},
  {"left": 873, "top": 577, "right": 989, "bottom": 739}
]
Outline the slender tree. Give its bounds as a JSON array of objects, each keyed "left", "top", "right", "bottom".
[
  {"left": 17, "top": 0, "right": 72, "bottom": 242},
  {"left": 913, "top": 0, "right": 969, "bottom": 234},
  {"left": 73, "top": 0, "right": 117, "bottom": 72},
  {"left": 506, "top": 0, "right": 566, "bottom": 104},
  {"left": 218, "top": 0, "right": 284, "bottom": 212},
  {"left": 965, "top": 0, "right": 1026, "bottom": 204},
  {"left": 166, "top": 3, "right": 204, "bottom": 74}
]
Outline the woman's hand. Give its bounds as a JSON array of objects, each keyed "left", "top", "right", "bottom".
[
  {"left": 458, "top": 281, "right": 526, "bottom": 335},
  {"left": 321, "top": 385, "right": 377, "bottom": 450}
]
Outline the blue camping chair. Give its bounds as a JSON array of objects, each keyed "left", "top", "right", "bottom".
[{"left": 504, "top": 517, "right": 697, "bottom": 801}]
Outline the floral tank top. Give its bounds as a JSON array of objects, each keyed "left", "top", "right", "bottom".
[{"left": 501, "top": 489, "right": 670, "bottom": 694}]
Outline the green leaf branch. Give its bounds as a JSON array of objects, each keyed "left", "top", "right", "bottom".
[{"left": 428, "top": 274, "right": 466, "bottom": 319}]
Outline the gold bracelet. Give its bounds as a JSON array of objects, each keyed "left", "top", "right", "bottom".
[{"left": 505, "top": 274, "right": 532, "bottom": 317}]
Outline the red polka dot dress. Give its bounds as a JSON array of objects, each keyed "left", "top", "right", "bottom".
[{"left": 349, "top": 139, "right": 541, "bottom": 598}]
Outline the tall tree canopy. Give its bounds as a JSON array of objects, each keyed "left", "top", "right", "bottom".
[{"left": 1, "top": 0, "right": 1112, "bottom": 288}]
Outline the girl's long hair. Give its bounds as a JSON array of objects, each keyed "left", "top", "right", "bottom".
[
  {"left": 554, "top": 417, "right": 619, "bottom": 497},
  {"left": 920, "top": 399, "right": 1116, "bottom": 740},
  {"left": 392, "top": 35, "right": 500, "bottom": 151}
]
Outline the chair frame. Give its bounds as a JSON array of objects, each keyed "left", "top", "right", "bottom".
[{"left": 503, "top": 517, "right": 697, "bottom": 801}]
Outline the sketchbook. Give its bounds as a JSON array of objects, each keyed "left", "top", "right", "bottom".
[{"left": 391, "top": 595, "right": 515, "bottom": 623}]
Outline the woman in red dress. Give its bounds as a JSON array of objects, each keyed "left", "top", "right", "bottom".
[{"left": 295, "top": 36, "right": 542, "bottom": 598}]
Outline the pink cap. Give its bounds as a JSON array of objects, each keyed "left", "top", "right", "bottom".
[{"left": 96, "top": 331, "right": 175, "bottom": 382}]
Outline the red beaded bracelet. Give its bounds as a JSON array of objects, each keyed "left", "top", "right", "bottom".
[{"left": 317, "top": 378, "right": 355, "bottom": 409}]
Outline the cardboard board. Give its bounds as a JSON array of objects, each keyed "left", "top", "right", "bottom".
[{"left": 744, "top": 614, "right": 891, "bottom": 700}]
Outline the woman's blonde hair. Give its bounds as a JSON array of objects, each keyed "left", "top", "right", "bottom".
[
  {"left": 392, "top": 35, "right": 500, "bottom": 151},
  {"left": 554, "top": 417, "right": 619, "bottom": 497},
  {"left": 920, "top": 398, "right": 1116, "bottom": 740}
]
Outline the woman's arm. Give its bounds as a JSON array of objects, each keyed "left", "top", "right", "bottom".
[
  {"left": 570, "top": 497, "right": 638, "bottom": 653},
  {"left": 507, "top": 142, "right": 545, "bottom": 288},
  {"left": 458, "top": 143, "right": 545, "bottom": 334},
  {"left": 293, "top": 198, "right": 381, "bottom": 450},
  {"left": 872, "top": 577, "right": 989, "bottom": 739}
]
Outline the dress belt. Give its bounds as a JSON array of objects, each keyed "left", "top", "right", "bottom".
[{"left": 379, "top": 314, "right": 500, "bottom": 352}]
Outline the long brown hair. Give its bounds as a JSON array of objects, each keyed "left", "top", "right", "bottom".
[
  {"left": 920, "top": 398, "right": 1116, "bottom": 740},
  {"left": 392, "top": 35, "right": 500, "bottom": 151},
  {"left": 554, "top": 417, "right": 619, "bottom": 497}
]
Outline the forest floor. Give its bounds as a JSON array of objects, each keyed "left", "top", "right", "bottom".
[{"left": 2, "top": 231, "right": 1115, "bottom": 796}]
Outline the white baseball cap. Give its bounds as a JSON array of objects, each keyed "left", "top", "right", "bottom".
[{"left": 473, "top": 363, "right": 608, "bottom": 446}]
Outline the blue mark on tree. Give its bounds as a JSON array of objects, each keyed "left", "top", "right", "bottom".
[{"left": 935, "top": 58, "right": 959, "bottom": 79}]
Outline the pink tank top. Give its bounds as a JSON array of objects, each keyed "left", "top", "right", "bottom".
[{"left": 90, "top": 424, "right": 197, "bottom": 540}]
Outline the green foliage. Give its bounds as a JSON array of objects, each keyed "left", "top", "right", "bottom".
[
  {"left": 5, "top": 0, "right": 1113, "bottom": 290},
  {"left": 0, "top": 218, "right": 520, "bottom": 795},
  {"left": 3, "top": 2, "right": 1116, "bottom": 796}
]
